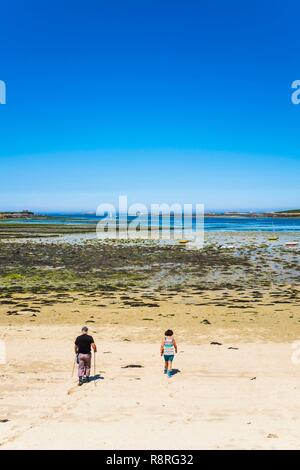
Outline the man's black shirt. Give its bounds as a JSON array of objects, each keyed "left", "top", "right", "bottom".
[{"left": 75, "top": 334, "right": 94, "bottom": 354}]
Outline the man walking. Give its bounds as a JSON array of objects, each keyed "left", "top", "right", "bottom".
[{"left": 75, "top": 326, "right": 97, "bottom": 386}]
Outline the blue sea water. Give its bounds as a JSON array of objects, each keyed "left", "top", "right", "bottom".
[{"left": 1, "top": 213, "right": 300, "bottom": 232}]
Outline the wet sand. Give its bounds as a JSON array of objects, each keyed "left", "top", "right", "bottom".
[{"left": 0, "top": 287, "right": 300, "bottom": 342}]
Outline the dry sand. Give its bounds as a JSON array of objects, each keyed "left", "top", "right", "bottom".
[{"left": 1, "top": 322, "right": 300, "bottom": 450}]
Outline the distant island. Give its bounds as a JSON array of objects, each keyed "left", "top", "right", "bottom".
[
  {"left": 206, "top": 210, "right": 300, "bottom": 218},
  {"left": 0, "top": 210, "right": 34, "bottom": 219}
]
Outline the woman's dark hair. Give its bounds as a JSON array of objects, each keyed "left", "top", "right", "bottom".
[{"left": 165, "top": 329, "right": 173, "bottom": 336}]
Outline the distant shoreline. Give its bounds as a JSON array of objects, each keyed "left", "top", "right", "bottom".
[
  {"left": 1, "top": 210, "right": 300, "bottom": 221},
  {"left": 205, "top": 212, "right": 300, "bottom": 218}
]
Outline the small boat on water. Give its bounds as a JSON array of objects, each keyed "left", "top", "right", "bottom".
[
  {"left": 285, "top": 241, "right": 298, "bottom": 247},
  {"left": 178, "top": 239, "right": 190, "bottom": 244}
]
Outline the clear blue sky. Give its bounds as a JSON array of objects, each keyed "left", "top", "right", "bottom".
[{"left": 0, "top": 0, "right": 299, "bottom": 211}]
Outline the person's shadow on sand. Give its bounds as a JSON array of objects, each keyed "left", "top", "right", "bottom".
[
  {"left": 171, "top": 369, "right": 180, "bottom": 376},
  {"left": 88, "top": 374, "right": 104, "bottom": 383}
]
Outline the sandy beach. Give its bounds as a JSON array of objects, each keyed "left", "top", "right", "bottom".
[
  {"left": 0, "top": 232, "right": 299, "bottom": 449},
  {"left": 1, "top": 325, "right": 300, "bottom": 450}
]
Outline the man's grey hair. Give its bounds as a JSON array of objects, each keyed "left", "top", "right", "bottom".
[{"left": 82, "top": 326, "right": 88, "bottom": 332}]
